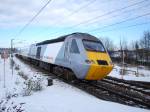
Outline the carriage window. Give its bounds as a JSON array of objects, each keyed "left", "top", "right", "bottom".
[
  {"left": 36, "top": 47, "right": 41, "bottom": 58},
  {"left": 70, "top": 39, "right": 80, "bottom": 54}
]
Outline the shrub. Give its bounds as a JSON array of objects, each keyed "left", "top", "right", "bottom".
[
  {"left": 22, "top": 74, "right": 47, "bottom": 96},
  {"left": 0, "top": 98, "right": 25, "bottom": 112},
  {"left": 17, "top": 71, "right": 28, "bottom": 80},
  {"left": 0, "top": 92, "right": 25, "bottom": 112},
  {"left": 15, "top": 65, "right": 20, "bottom": 70}
]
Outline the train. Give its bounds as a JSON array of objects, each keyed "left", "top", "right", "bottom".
[{"left": 17, "top": 32, "right": 113, "bottom": 80}]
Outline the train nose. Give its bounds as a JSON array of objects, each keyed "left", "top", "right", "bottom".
[
  {"left": 85, "top": 52, "right": 113, "bottom": 80},
  {"left": 85, "top": 64, "right": 113, "bottom": 80}
]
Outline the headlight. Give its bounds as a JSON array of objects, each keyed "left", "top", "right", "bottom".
[{"left": 85, "top": 59, "right": 95, "bottom": 64}]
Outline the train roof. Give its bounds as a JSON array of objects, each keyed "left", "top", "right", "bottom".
[{"left": 36, "top": 32, "right": 99, "bottom": 46}]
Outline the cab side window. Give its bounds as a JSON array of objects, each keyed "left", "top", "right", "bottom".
[{"left": 70, "top": 39, "right": 80, "bottom": 54}]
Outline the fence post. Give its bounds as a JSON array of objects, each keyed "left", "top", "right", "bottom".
[{"left": 3, "top": 59, "right": 6, "bottom": 88}]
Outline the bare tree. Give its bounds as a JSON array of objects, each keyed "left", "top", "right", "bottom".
[
  {"left": 140, "top": 31, "right": 150, "bottom": 62},
  {"left": 100, "top": 37, "right": 115, "bottom": 51}
]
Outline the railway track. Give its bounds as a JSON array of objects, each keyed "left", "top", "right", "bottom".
[
  {"left": 103, "top": 76, "right": 150, "bottom": 92},
  {"left": 101, "top": 79, "right": 150, "bottom": 96},
  {"left": 53, "top": 77, "right": 150, "bottom": 109},
  {"left": 96, "top": 80, "right": 150, "bottom": 108},
  {"left": 15, "top": 55, "right": 150, "bottom": 109}
]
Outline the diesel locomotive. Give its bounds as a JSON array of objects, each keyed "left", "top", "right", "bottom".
[{"left": 18, "top": 32, "right": 113, "bottom": 80}]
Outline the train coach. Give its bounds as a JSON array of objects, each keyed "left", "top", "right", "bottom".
[{"left": 18, "top": 32, "right": 113, "bottom": 80}]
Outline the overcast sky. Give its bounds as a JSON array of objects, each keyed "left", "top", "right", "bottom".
[{"left": 0, "top": 0, "right": 150, "bottom": 48}]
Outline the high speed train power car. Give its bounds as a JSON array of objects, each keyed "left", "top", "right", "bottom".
[{"left": 18, "top": 32, "right": 113, "bottom": 80}]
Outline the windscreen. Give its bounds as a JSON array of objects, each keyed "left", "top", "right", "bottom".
[{"left": 83, "top": 40, "right": 106, "bottom": 52}]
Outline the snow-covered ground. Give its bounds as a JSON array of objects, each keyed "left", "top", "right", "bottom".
[
  {"left": 0, "top": 57, "right": 149, "bottom": 112},
  {"left": 109, "top": 64, "right": 150, "bottom": 82}
]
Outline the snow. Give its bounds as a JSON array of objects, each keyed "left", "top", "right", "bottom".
[
  {"left": 0, "top": 58, "right": 23, "bottom": 99},
  {"left": 15, "top": 80, "right": 149, "bottom": 112},
  {"left": 0, "top": 57, "right": 149, "bottom": 112},
  {"left": 109, "top": 64, "right": 150, "bottom": 82}
]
